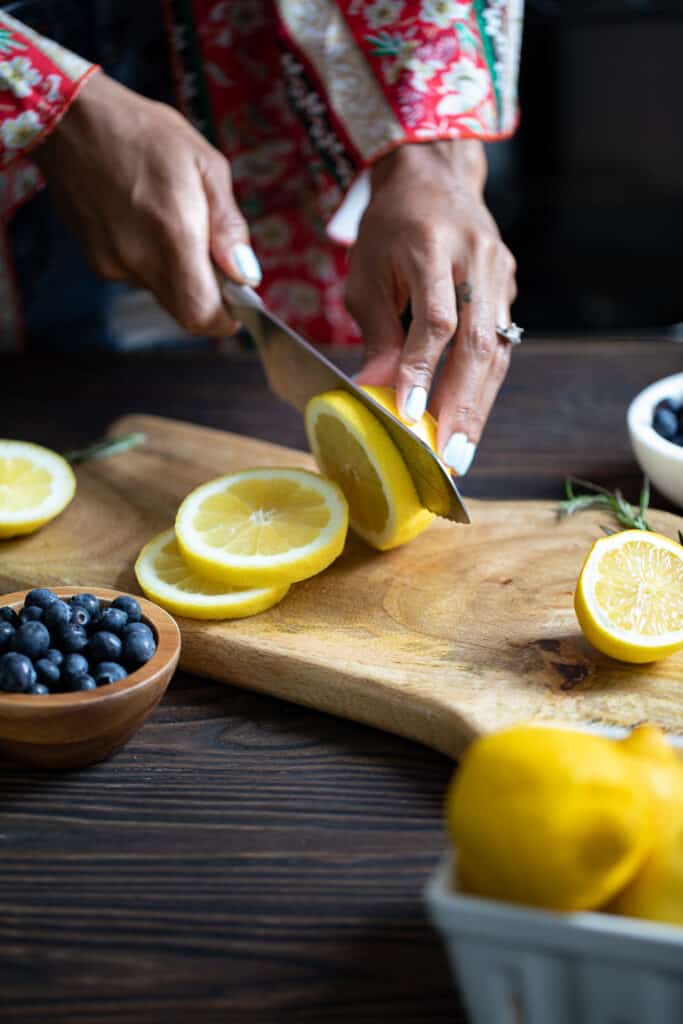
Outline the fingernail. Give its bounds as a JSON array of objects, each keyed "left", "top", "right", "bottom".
[
  {"left": 403, "top": 385, "right": 428, "bottom": 423},
  {"left": 231, "top": 243, "right": 262, "bottom": 286},
  {"left": 442, "top": 433, "right": 477, "bottom": 475}
]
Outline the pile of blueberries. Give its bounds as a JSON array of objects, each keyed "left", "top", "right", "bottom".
[
  {"left": 0, "top": 590, "right": 157, "bottom": 695},
  {"left": 652, "top": 397, "right": 683, "bottom": 447}
]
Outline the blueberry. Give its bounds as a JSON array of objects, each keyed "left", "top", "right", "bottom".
[
  {"left": 44, "top": 599, "right": 72, "bottom": 632},
  {"left": 112, "top": 595, "right": 142, "bottom": 623},
  {"left": 0, "top": 652, "right": 37, "bottom": 693},
  {"left": 45, "top": 648, "right": 64, "bottom": 667},
  {"left": 0, "top": 607, "right": 19, "bottom": 628},
  {"left": 122, "top": 629, "right": 156, "bottom": 669},
  {"left": 655, "top": 397, "right": 679, "bottom": 416},
  {"left": 98, "top": 608, "right": 128, "bottom": 635},
  {"left": 63, "top": 653, "right": 89, "bottom": 682},
  {"left": 69, "top": 605, "right": 91, "bottom": 629},
  {"left": 19, "top": 605, "right": 43, "bottom": 624},
  {"left": 25, "top": 588, "right": 58, "bottom": 610},
  {"left": 88, "top": 631, "right": 123, "bottom": 663},
  {"left": 11, "top": 621, "right": 51, "bottom": 659},
  {"left": 672, "top": 433, "right": 683, "bottom": 448},
  {"left": 35, "top": 658, "right": 61, "bottom": 689},
  {"left": 0, "top": 622, "right": 15, "bottom": 654},
  {"left": 30, "top": 682, "right": 50, "bottom": 695},
  {"left": 70, "top": 593, "right": 100, "bottom": 618},
  {"left": 653, "top": 406, "right": 678, "bottom": 441},
  {"left": 122, "top": 621, "right": 154, "bottom": 639},
  {"left": 66, "top": 674, "right": 96, "bottom": 692},
  {"left": 58, "top": 623, "right": 89, "bottom": 654},
  {"left": 93, "top": 661, "right": 128, "bottom": 686}
]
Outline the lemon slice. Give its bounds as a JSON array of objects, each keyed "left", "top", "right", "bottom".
[
  {"left": 575, "top": 530, "right": 683, "bottom": 662},
  {"left": 175, "top": 467, "right": 348, "bottom": 586},
  {"left": 135, "top": 528, "right": 289, "bottom": 619},
  {"left": 0, "top": 440, "right": 76, "bottom": 539},
  {"left": 304, "top": 389, "right": 434, "bottom": 551}
]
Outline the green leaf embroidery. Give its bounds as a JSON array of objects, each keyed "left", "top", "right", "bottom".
[
  {"left": 0, "top": 29, "right": 26, "bottom": 55},
  {"left": 366, "top": 32, "right": 405, "bottom": 58}
]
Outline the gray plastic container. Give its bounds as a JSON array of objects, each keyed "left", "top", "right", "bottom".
[{"left": 424, "top": 728, "right": 683, "bottom": 1024}]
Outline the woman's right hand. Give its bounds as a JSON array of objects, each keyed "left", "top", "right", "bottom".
[{"left": 32, "top": 71, "right": 261, "bottom": 336}]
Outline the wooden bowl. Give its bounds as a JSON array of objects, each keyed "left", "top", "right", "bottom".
[{"left": 0, "top": 587, "right": 181, "bottom": 769}]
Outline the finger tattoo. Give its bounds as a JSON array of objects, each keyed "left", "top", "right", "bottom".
[{"left": 456, "top": 281, "right": 472, "bottom": 305}]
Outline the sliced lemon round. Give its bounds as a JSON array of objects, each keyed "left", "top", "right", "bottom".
[
  {"left": 135, "top": 528, "right": 289, "bottom": 619},
  {"left": 575, "top": 530, "right": 683, "bottom": 663},
  {"left": 304, "top": 389, "right": 434, "bottom": 551},
  {"left": 0, "top": 440, "right": 76, "bottom": 539},
  {"left": 175, "top": 467, "right": 348, "bottom": 586}
]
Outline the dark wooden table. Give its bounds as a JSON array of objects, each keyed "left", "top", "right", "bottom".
[{"left": 1, "top": 337, "right": 681, "bottom": 1024}]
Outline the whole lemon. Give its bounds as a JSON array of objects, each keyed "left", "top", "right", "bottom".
[
  {"left": 445, "top": 725, "right": 654, "bottom": 912},
  {"left": 608, "top": 725, "right": 683, "bottom": 926}
]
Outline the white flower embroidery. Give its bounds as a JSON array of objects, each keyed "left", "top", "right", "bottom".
[
  {"left": 436, "top": 57, "right": 489, "bottom": 116},
  {"left": 251, "top": 215, "right": 292, "bottom": 251},
  {"left": 0, "top": 56, "right": 41, "bottom": 99},
  {"left": 0, "top": 110, "right": 42, "bottom": 151},
  {"left": 305, "top": 247, "right": 336, "bottom": 282},
  {"left": 420, "top": 0, "right": 470, "bottom": 28},
  {"left": 265, "top": 280, "right": 321, "bottom": 319},
  {"left": 365, "top": 0, "right": 405, "bottom": 30},
  {"left": 406, "top": 56, "right": 445, "bottom": 93},
  {"left": 232, "top": 141, "right": 294, "bottom": 187}
]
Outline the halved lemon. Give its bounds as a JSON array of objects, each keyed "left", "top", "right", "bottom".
[
  {"left": 305, "top": 389, "right": 434, "bottom": 551},
  {"left": 135, "top": 528, "right": 289, "bottom": 619},
  {"left": 575, "top": 530, "right": 683, "bottom": 663},
  {"left": 175, "top": 467, "right": 348, "bottom": 586},
  {"left": 0, "top": 440, "right": 76, "bottom": 539},
  {"left": 361, "top": 385, "right": 441, "bottom": 456}
]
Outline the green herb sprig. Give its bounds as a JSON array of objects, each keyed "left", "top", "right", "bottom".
[
  {"left": 558, "top": 476, "right": 653, "bottom": 533},
  {"left": 63, "top": 431, "right": 146, "bottom": 465}
]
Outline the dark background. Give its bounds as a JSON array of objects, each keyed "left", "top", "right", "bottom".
[{"left": 488, "top": 0, "right": 683, "bottom": 334}]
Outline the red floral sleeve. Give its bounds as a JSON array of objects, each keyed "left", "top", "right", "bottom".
[
  {"left": 0, "top": 11, "right": 98, "bottom": 214},
  {"left": 275, "top": 0, "right": 523, "bottom": 170}
]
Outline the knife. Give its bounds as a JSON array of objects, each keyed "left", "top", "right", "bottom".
[{"left": 221, "top": 279, "right": 470, "bottom": 524}]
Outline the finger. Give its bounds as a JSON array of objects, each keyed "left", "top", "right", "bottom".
[
  {"left": 150, "top": 216, "right": 240, "bottom": 337},
  {"left": 394, "top": 259, "right": 457, "bottom": 423},
  {"left": 432, "top": 259, "right": 500, "bottom": 475},
  {"left": 346, "top": 271, "right": 405, "bottom": 387},
  {"left": 200, "top": 152, "right": 262, "bottom": 288}
]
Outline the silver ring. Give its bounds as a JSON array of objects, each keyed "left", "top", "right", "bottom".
[{"left": 496, "top": 322, "right": 524, "bottom": 346}]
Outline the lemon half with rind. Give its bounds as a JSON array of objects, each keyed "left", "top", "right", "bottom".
[
  {"left": 575, "top": 530, "right": 683, "bottom": 663},
  {"left": 305, "top": 389, "right": 434, "bottom": 551},
  {"left": 175, "top": 467, "right": 348, "bottom": 587},
  {"left": 0, "top": 440, "right": 76, "bottom": 538},
  {"left": 135, "top": 528, "right": 289, "bottom": 619}
]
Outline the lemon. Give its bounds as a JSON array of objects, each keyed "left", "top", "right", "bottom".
[
  {"left": 304, "top": 388, "right": 434, "bottom": 551},
  {"left": 135, "top": 528, "right": 289, "bottom": 619},
  {"left": 175, "top": 467, "right": 348, "bottom": 587},
  {"left": 608, "top": 725, "right": 683, "bottom": 926},
  {"left": 361, "top": 385, "right": 441, "bottom": 458},
  {"left": 0, "top": 440, "right": 76, "bottom": 539},
  {"left": 575, "top": 530, "right": 683, "bottom": 663},
  {"left": 445, "top": 725, "right": 653, "bottom": 911}
]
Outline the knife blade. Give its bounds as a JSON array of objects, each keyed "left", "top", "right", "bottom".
[{"left": 221, "top": 279, "right": 470, "bottom": 524}]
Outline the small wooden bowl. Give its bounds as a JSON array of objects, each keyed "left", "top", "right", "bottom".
[{"left": 0, "top": 587, "right": 181, "bottom": 769}]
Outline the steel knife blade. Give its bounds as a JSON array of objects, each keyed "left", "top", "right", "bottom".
[{"left": 221, "top": 279, "right": 470, "bottom": 524}]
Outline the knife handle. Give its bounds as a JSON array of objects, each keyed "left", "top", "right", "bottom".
[{"left": 218, "top": 274, "right": 264, "bottom": 314}]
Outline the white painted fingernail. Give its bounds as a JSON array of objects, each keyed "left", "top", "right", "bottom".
[
  {"left": 403, "top": 385, "right": 428, "bottom": 423},
  {"left": 231, "top": 243, "right": 262, "bottom": 286},
  {"left": 442, "top": 433, "right": 477, "bottom": 475}
]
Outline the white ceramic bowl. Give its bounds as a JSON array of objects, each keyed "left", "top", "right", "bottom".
[{"left": 627, "top": 372, "right": 683, "bottom": 509}]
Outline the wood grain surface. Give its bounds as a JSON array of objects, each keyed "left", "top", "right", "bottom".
[
  {"left": 1, "top": 340, "right": 682, "bottom": 1024},
  {"left": 1, "top": 412, "right": 682, "bottom": 759}
]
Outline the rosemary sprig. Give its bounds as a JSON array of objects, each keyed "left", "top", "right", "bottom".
[
  {"left": 63, "top": 432, "right": 146, "bottom": 465},
  {"left": 558, "top": 476, "right": 652, "bottom": 532}
]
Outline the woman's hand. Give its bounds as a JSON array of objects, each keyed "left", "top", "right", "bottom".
[
  {"left": 346, "top": 140, "right": 517, "bottom": 475},
  {"left": 32, "top": 71, "right": 261, "bottom": 336}
]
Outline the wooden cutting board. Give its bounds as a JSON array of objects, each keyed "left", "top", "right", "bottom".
[{"left": 1, "top": 415, "right": 682, "bottom": 758}]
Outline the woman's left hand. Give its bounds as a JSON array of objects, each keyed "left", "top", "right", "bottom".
[{"left": 346, "top": 140, "right": 517, "bottom": 476}]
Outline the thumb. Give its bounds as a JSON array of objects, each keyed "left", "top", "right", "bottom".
[{"left": 201, "top": 153, "right": 262, "bottom": 287}]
